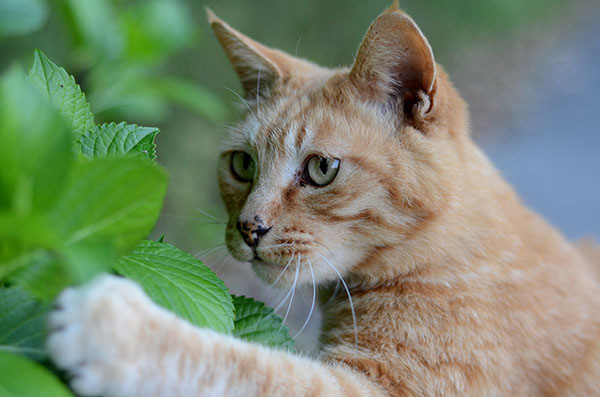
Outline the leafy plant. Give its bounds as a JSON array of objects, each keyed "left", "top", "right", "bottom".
[{"left": 0, "top": 50, "right": 294, "bottom": 394}]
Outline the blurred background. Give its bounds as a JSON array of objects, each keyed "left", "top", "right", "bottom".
[{"left": 2, "top": 0, "right": 598, "bottom": 351}]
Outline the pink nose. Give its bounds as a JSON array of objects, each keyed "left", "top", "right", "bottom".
[{"left": 237, "top": 219, "right": 271, "bottom": 247}]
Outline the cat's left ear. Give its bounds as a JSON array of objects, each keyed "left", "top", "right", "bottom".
[
  {"left": 350, "top": 5, "right": 436, "bottom": 121},
  {"left": 207, "top": 9, "right": 300, "bottom": 100}
]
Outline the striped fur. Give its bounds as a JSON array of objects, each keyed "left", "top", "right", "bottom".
[{"left": 47, "top": 5, "right": 600, "bottom": 396}]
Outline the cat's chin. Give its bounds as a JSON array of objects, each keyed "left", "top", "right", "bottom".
[
  {"left": 250, "top": 259, "right": 289, "bottom": 286},
  {"left": 250, "top": 257, "right": 281, "bottom": 269}
]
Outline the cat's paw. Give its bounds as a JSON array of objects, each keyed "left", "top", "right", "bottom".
[{"left": 47, "top": 274, "right": 158, "bottom": 396}]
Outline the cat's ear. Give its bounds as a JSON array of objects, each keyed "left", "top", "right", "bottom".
[
  {"left": 350, "top": 5, "right": 436, "bottom": 120},
  {"left": 207, "top": 9, "right": 289, "bottom": 100}
]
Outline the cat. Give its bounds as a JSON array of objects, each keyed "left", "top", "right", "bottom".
[{"left": 47, "top": 4, "right": 600, "bottom": 396}]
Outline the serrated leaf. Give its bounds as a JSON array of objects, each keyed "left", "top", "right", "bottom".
[
  {"left": 114, "top": 240, "right": 234, "bottom": 333},
  {"left": 0, "top": 66, "right": 71, "bottom": 212},
  {"left": 50, "top": 158, "right": 167, "bottom": 255},
  {"left": 232, "top": 295, "right": 295, "bottom": 351},
  {"left": 28, "top": 49, "right": 95, "bottom": 141},
  {"left": 0, "top": 286, "right": 50, "bottom": 360},
  {"left": 80, "top": 122, "right": 159, "bottom": 160},
  {"left": 0, "top": 351, "right": 74, "bottom": 396}
]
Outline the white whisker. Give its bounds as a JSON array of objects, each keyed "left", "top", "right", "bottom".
[
  {"left": 271, "top": 253, "right": 295, "bottom": 287},
  {"left": 194, "top": 208, "right": 226, "bottom": 223},
  {"left": 260, "top": 242, "right": 296, "bottom": 250},
  {"left": 256, "top": 65, "right": 262, "bottom": 117},
  {"left": 254, "top": 253, "right": 297, "bottom": 330},
  {"left": 325, "top": 279, "right": 341, "bottom": 305},
  {"left": 295, "top": 37, "right": 302, "bottom": 57},
  {"left": 294, "top": 259, "right": 316, "bottom": 339},
  {"left": 194, "top": 245, "right": 226, "bottom": 259},
  {"left": 220, "top": 85, "right": 256, "bottom": 119},
  {"left": 160, "top": 213, "right": 226, "bottom": 225},
  {"left": 209, "top": 251, "right": 231, "bottom": 273},
  {"left": 275, "top": 254, "right": 300, "bottom": 340},
  {"left": 271, "top": 280, "right": 294, "bottom": 314},
  {"left": 314, "top": 250, "right": 358, "bottom": 347},
  {"left": 374, "top": 248, "right": 395, "bottom": 268}
]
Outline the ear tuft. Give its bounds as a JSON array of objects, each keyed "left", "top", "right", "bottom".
[
  {"left": 205, "top": 7, "right": 219, "bottom": 25},
  {"left": 351, "top": 9, "right": 436, "bottom": 121},
  {"left": 207, "top": 9, "right": 283, "bottom": 100},
  {"left": 386, "top": 0, "right": 400, "bottom": 13}
]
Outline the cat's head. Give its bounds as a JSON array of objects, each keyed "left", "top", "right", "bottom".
[{"left": 209, "top": 5, "right": 470, "bottom": 287}]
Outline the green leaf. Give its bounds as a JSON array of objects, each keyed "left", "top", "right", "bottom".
[
  {"left": 80, "top": 122, "right": 159, "bottom": 160},
  {"left": 8, "top": 252, "right": 69, "bottom": 301},
  {"left": 0, "top": 66, "right": 71, "bottom": 212},
  {"left": 28, "top": 49, "right": 95, "bottom": 142},
  {"left": 232, "top": 295, "right": 295, "bottom": 351},
  {"left": 8, "top": 241, "right": 116, "bottom": 301},
  {"left": 0, "top": 286, "right": 50, "bottom": 360},
  {"left": 0, "top": 351, "right": 73, "bottom": 396},
  {"left": 114, "top": 240, "right": 234, "bottom": 333},
  {"left": 0, "top": 214, "right": 58, "bottom": 270},
  {"left": 60, "top": 239, "right": 116, "bottom": 285},
  {"left": 50, "top": 157, "right": 168, "bottom": 255},
  {"left": 0, "top": 0, "right": 48, "bottom": 37}
]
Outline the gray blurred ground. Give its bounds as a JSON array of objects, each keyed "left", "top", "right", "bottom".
[{"left": 475, "top": 6, "right": 600, "bottom": 239}]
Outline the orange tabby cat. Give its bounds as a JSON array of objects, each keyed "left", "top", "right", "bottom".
[{"left": 47, "top": 4, "right": 600, "bottom": 396}]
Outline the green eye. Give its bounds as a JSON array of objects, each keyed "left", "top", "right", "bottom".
[
  {"left": 306, "top": 156, "right": 340, "bottom": 186},
  {"left": 231, "top": 151, "right": 255, "bottom": 182}
]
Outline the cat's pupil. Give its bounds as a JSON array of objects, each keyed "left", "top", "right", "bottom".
[
  {"left": 242, "top": 153, "right": 251, "bottom": 169},
  {"left": 319, "top": 158, "right": 328, "bottom": 174}
]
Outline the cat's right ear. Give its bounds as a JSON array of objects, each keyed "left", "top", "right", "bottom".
[
  {"left": 350, "top": 5, "right": 436, "bottom": 123},
  {"left": 207, "top": 8, "right": 285, "bottom": 100}
]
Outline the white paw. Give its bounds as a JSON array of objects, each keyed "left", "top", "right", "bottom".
[{"left": 47, "top": 274, "right": 159, "bottom": 396}]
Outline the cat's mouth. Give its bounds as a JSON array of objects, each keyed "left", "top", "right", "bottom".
[
  {"left": 250, "top": 253, "right": 288, "bottom": 269},
  {"left": 251, "top": 256, "right": 277, "bottom": 267},
  {"left": 252, "top": 247, "right": 287, "bottom": 267}
]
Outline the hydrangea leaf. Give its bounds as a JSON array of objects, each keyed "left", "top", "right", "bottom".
[
  {"left": 0, "top": 286, "right": 50, "bottom": 360},
  {"left": 0, "top": 66, "right": 71, "bottom": 212},
  {"left": 28, "top": 49, "right": 95, "bottom": 142},
  {"left": 114, "top": 240, "right": 234, "bottom": 333},
  {"left": 80, "top": 122, "right": 159, "bottom": 160},
  {"left": 232, "top": 295, "right": 295, "bottom": 351},
  {"left": 50, "top": 157, "right": 167, "bottom": 255},
  {"left": 0, "top": 351, "right": 73, "bottom": 396}
]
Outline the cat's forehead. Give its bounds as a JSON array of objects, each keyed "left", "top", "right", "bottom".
[{"left": 225, "top": 95, "right": 347, "bottom": 158}]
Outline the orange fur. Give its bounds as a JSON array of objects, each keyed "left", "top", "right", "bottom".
[
  {"left": 47, "top": 6, "right": 600, "bottom": 396},
  {"left": 214, "top": 5, "right": 600, "bottom": 396}
]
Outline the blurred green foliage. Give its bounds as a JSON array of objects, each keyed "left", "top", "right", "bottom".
[
  {"left": 0, "top": 0, "right": 568, "bottom": 257},
  {"left": 0, "top": 50, "right": 295, "bottom": 393},
  {"left": 1, "top": 0, "right": 229, "bottom": 124}
]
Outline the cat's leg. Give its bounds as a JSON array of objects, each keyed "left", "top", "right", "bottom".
[{"left": 47, "top": 275, "right": 386, "bottom": 397}]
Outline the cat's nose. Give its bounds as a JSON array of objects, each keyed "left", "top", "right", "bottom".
[{"left": 237, "top": 218, "right": 271, "bottom": 248}]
